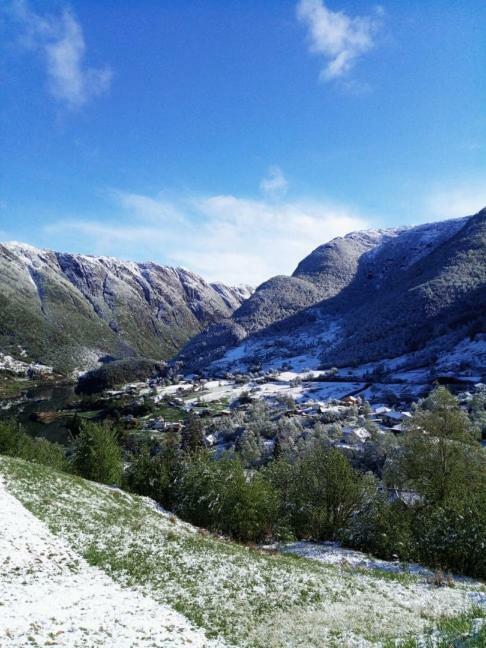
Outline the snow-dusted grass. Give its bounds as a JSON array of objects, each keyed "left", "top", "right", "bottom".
[
  {"left": 0, "top": 473, "right": 224, "bottom": 647},
  {"left": 1, "top": 456, "right": 485, "bottom": 648}
]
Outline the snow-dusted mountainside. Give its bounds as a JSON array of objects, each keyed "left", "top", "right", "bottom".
[
  {"left": 0, "top": 243, "right": 251, "bottom": 372},
  {"left": 178, "top": 210, "right": 486, "bottom": 376}
]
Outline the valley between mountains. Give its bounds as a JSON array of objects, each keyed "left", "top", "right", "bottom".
[{"left": 1, "top": 209, "right": 485, "bottom": 648}]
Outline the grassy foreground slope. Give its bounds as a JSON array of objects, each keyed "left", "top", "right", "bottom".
[
  {"left": 0, "top": 472, "right": 224, "bottom": 647},
  {"left": 1, "top": 456, "right": 485, "bottom": 648}
]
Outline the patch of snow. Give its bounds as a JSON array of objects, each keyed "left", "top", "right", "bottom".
[{"left": 280, "top": 541, "right": 485, "bottom": 588}]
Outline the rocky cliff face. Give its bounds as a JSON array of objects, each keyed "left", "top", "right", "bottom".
[
  {"left": 178, "top": 211, "right": 486, "bottom": 373},
  {"left": 0, "top": 244, "right": 251, "bottom": 372}
]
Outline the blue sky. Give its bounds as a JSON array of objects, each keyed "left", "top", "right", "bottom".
[{"left": 1, "top": 0, "right": 485, "bottom": 284}]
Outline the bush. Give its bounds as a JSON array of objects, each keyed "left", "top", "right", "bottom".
[
  {"left": 181, "top": 414, "right": 206, "bottom": 455},
  {"left": 262, "top": 448, "right": 373, "bottom": 541},
  {"left": 343, "top": 494, "right": 414, "bottom": 561},
  {"left": 124, "top": 433, "right": 181, "bottom": 509},
  {"left": 72, "top": 421, "right": 123, "bottom": 485},
  {"left": 0, "top": 420, "right": 68, "bottom": 472},
  {"left": 260, "top": 458, "right": 297, "bottom": 539},
  {"left": 124, "top": 450, "right": 171, "bottom": 504},
  {"left": 219, "top": 465, "right": 279, "bottom": 542},
  {"left": 175, "top": 453, "right": 279, "bottom": 542},
  {"left": 412, "top": 494, "right": 486, "bottom": 579},
  {"left": 0, "top": 420, "right": 21, "bottom": 456}
]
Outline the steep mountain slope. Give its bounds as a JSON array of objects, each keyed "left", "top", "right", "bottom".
[
  {"left": 0, "top": 243, "right": 251, "bottom": 372},
  {"left": 179, "top": 211, "right": 486, "bottom": 374},
  {"left": 178, "top": 229, "right": 403, "bottom": 368}
]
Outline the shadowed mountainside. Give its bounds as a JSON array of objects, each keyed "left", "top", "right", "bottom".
[{"left": 178, "top": 210, "right": 485, "bottom": 372}]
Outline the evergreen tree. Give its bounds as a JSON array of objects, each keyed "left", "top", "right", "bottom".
[
  {"left": 181, "top": 413, "right": 206, "bottom": 455},
  {"left": 72, "top": 421, "right": 123, "bottom": 485},
  {"left": 273, "top": 434, "right": 283, "bottom": 460}
]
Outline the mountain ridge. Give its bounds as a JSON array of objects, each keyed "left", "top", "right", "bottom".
[
  {"left": 177, "top": 211, "right": 485, "bottom": 374},
  {"left": 0, "top": 242, "right": 251, "bottom": 372}
]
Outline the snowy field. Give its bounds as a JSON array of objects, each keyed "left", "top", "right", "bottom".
[
  {"left": 1, "top": 456, "right": 485, "bottom": 647},
  {"left": 280, "top": 541, "right": 486, "bottom": 589},
  {"left": 178, "top": 377, "right": 366, "bottom": 407},
  {"left": 0, "top": 477, "right": 225, "bottom": 648}
]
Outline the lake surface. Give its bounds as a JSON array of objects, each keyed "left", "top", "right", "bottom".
[{"left": 0, "top": 383, "right": 79, "bottom": 445}]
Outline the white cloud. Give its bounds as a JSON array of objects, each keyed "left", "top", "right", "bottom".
[
  {"left": 6, "top": 0, "right": 112, "bottom": 109},
  {"left": 296, "top": 0, "right": 382, "bottom": 81},
  {"left": 260, "top": 166, "right": 288, "bottom": 198},
  {"left": 44, "top": 191, "right": 369, "bottom": 286},
  {"left": 425, "top": 181, "right": 486, "bottom": 220}
]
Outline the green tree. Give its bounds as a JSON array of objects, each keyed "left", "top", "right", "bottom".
[
  {"left": 237, "top": 429, "right": 264, "bottom": 466},
  {"left": 469, "top": 386, "right": 486, "bottom": 440},
  {"left": 175, "top": 453, "right": 279, "bottom": 542},
  {"left": 295, "top": 446, "right": 372, "bottom": 539},
  {"left": 273, "top": 434, "right": 283, "bottom": 460},
  {"left": 412, "top": 490, "right": 486, "bottom": 579},
  {"left": 72, "top": 421, "right": 123, "bottom": 485},
  {"left": 0, "top": 420, "right": 22, "bottom": 456},
  {"left": 386, "top": 387, "right": 484, "bottom": 504},
  {"left": 221, "top": 467, "right": 278, "bottom": 542},
  {"left": 343, "top": 489, "right": 414, "bottom": 561},
  {"left": 124, "top": 449, "right": 172, "bottom": 505},
  {"left": 175, "top": 450, "right": 218, "bottom": 528},
  {"left": 261, "top": 458, "right": 297, "bottom": 539}
]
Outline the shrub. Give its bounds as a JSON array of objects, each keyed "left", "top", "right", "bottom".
[
  {"left": 292, "top": 447, "right": 373, "bottom": 540},
  {"left": 263, "top": 448, "right": 373, "bottom": 541},
  {"left": 181, "top": 414, "right": 206, "bottom": 455},
  {"left": 0, "top": 420, "right": 68, "bottom": 472},
  {"left": 21, "top": 436, "right": 69, "bottom": 472},
  {"left": 218, "top": 464, "right": 279, "bottom": 542},
  {"left": 124, "top": 449, "right": 171, "bottom": 504},
  {"left": 174, "top": 453, "right": 279, "bottom": 542},
  {"left": 343, "top": 495, "right": 414, "bottom": 561},
  {"left": 124, "top": 434, "right": 181, "bottom": 510},
  {"left": 0, "top": 420, "right": 21, "bottom": 456},
  {"left": 412, "top": 494, "right": 486, "bottom": 580}
]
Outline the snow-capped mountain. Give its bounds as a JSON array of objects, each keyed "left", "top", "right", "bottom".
[
  {"left": 178, "top": 210, "right": 486, "bottom": 376},
  {"left": 0, "top": 243, "right": 251, "bottom": 372}
]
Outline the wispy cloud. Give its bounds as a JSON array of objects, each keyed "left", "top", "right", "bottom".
[
  {"left": 259, "top": 166, "right": 288, "bottom": 199},
  {"left": 44, "top": 191, "right": 369, "bottom": 285},
  {"left": 296, "top": 0, "right": 382, "bottom": 82},
  {"left": 425, "top": 180, "right": 486, "bottom": 220},
  {"left": 5, "top": 0, "right": 112, "bottom": 109}
]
